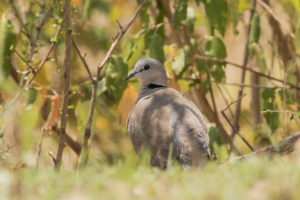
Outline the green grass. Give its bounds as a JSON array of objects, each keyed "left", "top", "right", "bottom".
[{"left": 2, "top": 153, "right": 300, "bottom": 200}]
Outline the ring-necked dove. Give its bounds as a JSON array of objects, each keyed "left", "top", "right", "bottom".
[{"left": 125, "top": 58, "right": 210, "bottom": 168}]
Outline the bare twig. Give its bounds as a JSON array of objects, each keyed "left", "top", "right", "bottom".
[
  {"left": 195, "top": 55, "right": 300, "bottom": 90},
  {"left": 256, "top": 0, "right": 294, "bottom": 38},
  {"left": 14, "top": 49, "right": 34, "bottom": 70},
  {"left": 5, "top": 23, "right": 63, "bottom": 110},
  {"left": 27, "top": 23, "right": 63, "bottom": 87},
  {"left": 18, "top": 0, "right": 56, "bottom": 90},
  {"left": 136, "top": 21, "right": 168, "bottom": 37},
  {"left": 261, "top": 110, "right": 298, "bottom": 114},
  {"left": 55, "top": 0, "right": 72, "bottom": 170},
  {"left": 71, "top": 36, "right": 94, "bottom": 82},
  {"left": 78, "top": 0, "right": 148, "bottom": 168},
  {"left": 48, "top": 151, "right": 57, "bottom": 165},
  {"left": 97, "top": 0, "right": 148, "bottom": 71},
  {"left": 8, "top": 0, "right": 30, "bottom": 38},
  {"left": 221, "top": 94, "right": 255, "bottom": 152},
  {"left": 52, "top": 125, "right": 82, "bottom": 156},
  {"left": 229, "top": 132, "right": 300, "bottom": 161},
  {"left": 223, "top": 93, "right": 247, "bottom": 113},
  {"left": 216, "top": 82, "right": 287, "bottom": 89},
  {"left": 215, "top": 83, "right": 234, "bottom": 118},
  {"left": 232, "top": 0, "right": 257, "bottom": 134},
  {"left": 209, "top": 87, "right": 218, "bottom": 119},
  {"left": 35, "top": 132, "right": 45, "bottom": 169}
]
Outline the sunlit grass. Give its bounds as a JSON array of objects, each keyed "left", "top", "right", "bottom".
[{"left": 2, "top": 151, "right": 300, "bottom": 200}]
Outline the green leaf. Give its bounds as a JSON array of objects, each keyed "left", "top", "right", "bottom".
[
  {"left": 249, "top": 13, "right": 260, "bottom": 57},
  {"left": 204, "top": 0, "right": 228, "bottom": 36},
  {"left": 195, "top": 0, "right": 203, "bottom": 6},
  {"left": 211, "top": 64, "right": 225, "bottom": 82},
  {"left": 67, "top": 105, "right": 75, "bottom": 109},
  {"left": 290, "top": 114, "right": 295, "bottom": 120},
  {"left": 186, "top": 7, "right": 196, "bottom": 32},
  {"left": 149, "top": 33, "right": 164, "bottom": 63},
  {"left": 50, "top": 36, "right": 58, "bottom": 43},
  {"left": 155, "top": 0, "right": 165, "bottom": 40},
  {"left": 228, "top": 0, "right": 240, "bottom": 34},
  {"left": 139, "top": 0, "right": 150, "bottom": 29},
  {"left": 205, "top": 37, "right": 227, "bottom": 82},
  {"left": 205, "top": 37, "right": 227, "bottom": 59},
  {"left": 172, "top": 0, "right": 188, "bottom": 29},
  {"left": 0, "top": 15, "right": 16, "bottom": 85},
  {"left": 27, "top": 87, "right": 38, "bottom": 105},
  {"left": 0, "top": 132, "right": 3, "bottom": 145},
  {"left": 105, "top": 57, "right": 128, "bottom": 103},
  {"left": 97, "top": 77, "right": 107, "bottom": 96},
  {"left": 127, "top": 38, "right": 144, "bottom": 68},
  {"left": 262, "top": 88, "right": 279, "bottom": 133},
  {"left": 238, "top": 0, "right": 251, "bottom": 13},
  {"left": 82, "top": 0, "right": 110, "bottom": 19},
  {"left": 208, "top": 124, "right": 222, "bottom": 150},
  {"left": 172, "top": 49, "right": 186, "bottom": 76},
  {"left": 278, "top": 89, "right": 294, "bottom": 105}
]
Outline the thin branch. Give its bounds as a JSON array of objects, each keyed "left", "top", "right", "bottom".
[
  {"left": 232, "top": 0, "right": 256, "bottom": 133},
  {"left": 261, "top": 110, "right": 298, "bottom": 114},
  {"left": 52, "top": 126, "right": 82, "bottom": 156},
  {"left": 71, "top": 36, "right": 94, "bottom": 82},
  {"left": 209, "top": 86, "right": 218, "bottom": 119},
  {"left": 221, "top": 94, "right": 255, "bottom": 152},
  {"left": 135, "top": 21, "right": 168, "bottom": 37},
  {"left": 97, "top": 0, "right": 148, "bottom": 71},
  {"left": 9, "top": 0, "right": 30, "bottom": 38},
  {"left": 14, "top": 49, "right": 34, "bottom": 70},
  {"left": 216, "top": 82, "right": 287, "bottom": 89},
  {"left": 27, "top": 23, "right": 63, "bottom": 87},
  {"left": 17, "top": 0, "right": 56, "bottom": 90},
  {"left": 223, "top": 93, "right": 247, "bottom": 113},
  {"left": 256, "top": 0, "right": 294, "bottom": 38},
  {"left": 35, "top": 132, "right": 45, "bottom": 169},
  {"left": 5, "top": 23, "right": 63, "bottom": 110},
  {"left": 195, "top": 55, "right": 300, "bottom": 90},
  {"left": 78, "top": 0, "right": 148, "bottom": 168},
  {"left": 55, "top": 0, "right": 71, "bottom": 171},
  {"left": 215, "top": 83, "right": 234, "bottom": 118}
]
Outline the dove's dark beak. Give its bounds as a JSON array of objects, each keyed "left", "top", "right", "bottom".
[{"left": 124, "top": 71, "right": 137, "bottom": 81}]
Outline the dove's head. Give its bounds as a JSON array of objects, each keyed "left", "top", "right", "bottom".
[{"left": 125, "top": 58, "right": 168, "bottom": 86}]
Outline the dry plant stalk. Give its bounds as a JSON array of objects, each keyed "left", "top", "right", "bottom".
[
  {"left": 232, "top": 0, "right": 257, "bottom": 134},
  {"left": 195, "top": 55, "right": 300, "bottom": 90},
  {"left": 73, "top": 0, "right": 148, "bottom": 168},
  {"left": 55, "top": 0, "right": 72, "bottom": 170},
  {"left": 221, "top": 94, "right": 255, "bottom": 152}
]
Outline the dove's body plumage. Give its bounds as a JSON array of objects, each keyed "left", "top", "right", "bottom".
[{"left": 125, "top": 58, "right": 210, "bottom": 168}]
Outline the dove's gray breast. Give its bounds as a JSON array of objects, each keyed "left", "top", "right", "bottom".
[{"left": 127, "top": 87, "right": 210, "bottom": 168}]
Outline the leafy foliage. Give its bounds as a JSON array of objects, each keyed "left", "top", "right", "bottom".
[
  {"left": 172, "top": 0, "right": 188, "bottom": 29},
  {"left": 172, "top": 47, "right": 190, "bottom": 78},
  {"left": 205, "top": 37, "right": 227, "bottom": 82},
  {"left": 249, "top": 13, "right": 260, "bottom": 57},
  {"left": 262, "top": 88, "right": 279, "bottom": 133},
  {"left": 0, "top": 15, "right": 16, "bottom": 86},
  {"left": 105, "top": 57, "right": 128, "bottom": 103},
  {"left": 149, "top": 33, "right": 164, "bottom": 63},
  {"left": 203, "top": 0, "right": 228, "bottom": 36}
]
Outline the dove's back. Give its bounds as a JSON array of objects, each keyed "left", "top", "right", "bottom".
[{"left": 127, "top": 87, "right": 210, "bottom": 168}]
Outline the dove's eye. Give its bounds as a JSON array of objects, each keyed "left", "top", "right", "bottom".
[{"left": 144, "top": 65, "right": 150, "bottom": 70}]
